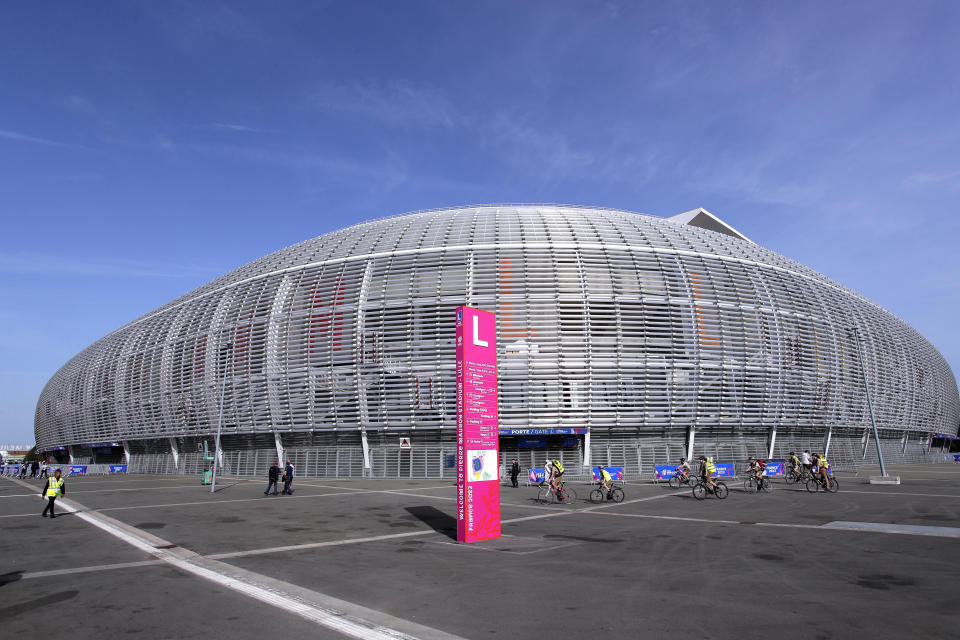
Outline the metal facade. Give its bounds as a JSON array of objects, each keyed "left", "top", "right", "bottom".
[{"left": 34, "top": 206, "right": 959, "bottom": 455}]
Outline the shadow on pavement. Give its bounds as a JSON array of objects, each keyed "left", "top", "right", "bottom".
[
  {"left": 405, "top": 505, "right": 457, "bottom": 540},
  {"left": 0, "top": 571, "right": 23, "bottom": 587}
]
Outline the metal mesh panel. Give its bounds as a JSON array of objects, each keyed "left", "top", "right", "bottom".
[{"left": 34, "top": 206, "right": 959, "bottom": 469}]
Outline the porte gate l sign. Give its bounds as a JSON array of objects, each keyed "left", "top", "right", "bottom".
[
  {"left": 399, "top": 437, "right": 412, "bottom": 449},
  {"left": 455, "top": 306, "right": 501, "bottom": 543}
]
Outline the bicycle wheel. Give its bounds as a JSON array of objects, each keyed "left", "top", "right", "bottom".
[
  {"left": 715, "top": 482, "right": 729, "bottom": 499},
  {"left": 668, "top": 476, "right": 680, "bottom": 489},
  {"left": 760, "top": 477, "right": 774, "bottom": 493},
  {"left": 805, "top": 478, "right": 820, "bottom": 493},
  {"left": 693, "top": 483, "right": 706, "bottom": 500},
  {"left": 785, "top": 470, "right": 797, "bottom": 484},
  {"left": 561, "top": 487, "right": 578, "bottom": 504},
  {"left": 537, "top": 485, "right": 554, "bottom": 504},
  {"left": 611, "top": 486, "right": 625, "bottom": 503},
  {"left": 743, "top": 477, "right": 756, "bottom": 493},
  {"left": 827, "top": 477, "right": 840, "bottom": 493},
  {"left": 589, "top": 488, "right": 604, "bottom": 504}
]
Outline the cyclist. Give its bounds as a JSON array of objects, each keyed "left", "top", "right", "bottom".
[
  {"left": 747, "top": 457, "right": 768, "bottom": 489},
  {"left": 788, "top": 451, "right": 801, "bottom": 477},
  {"left": 749, "top": 457, "right": 768, "bottom": 480},
  {"left": 698, "top": 455, "right": 719, "bottom": 492},
  {"left": 597, "top": 464, "right": 613, "bottom": 498},
  {"left": 814, "top": 453, "right": 831, "bottom": 490},
  {"left": 801, "top": 449, "right": 813, "bottom": 474},
  {"left": 675, "top": 458, "right": 692, "bottom": 484},
  {"left": 546, "top": 458, "right": 565, "bottom": 494}
]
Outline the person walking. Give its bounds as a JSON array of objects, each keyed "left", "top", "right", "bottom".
[
  {"left": 41, "top": 469, "right": 66, "bottom": 518},
  {"left": 509, "top": 459, "right": 520, "bottom": 488},
  {"left": 281, "top": 460, "right": 294, "bottom": 495},
  {"left": 264, "top": 462, "right": 280, "bottom": 496},
  {"left": 39, "top": 461, "right": 48, "bottom": 479}
]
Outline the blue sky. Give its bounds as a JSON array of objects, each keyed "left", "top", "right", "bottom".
[{"left": 2, "top": 2, "right": 958, "bottom": 445}]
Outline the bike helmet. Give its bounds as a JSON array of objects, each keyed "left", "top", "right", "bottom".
[{"left": 679, "top": 458, "right": 686, "bottom": 463}]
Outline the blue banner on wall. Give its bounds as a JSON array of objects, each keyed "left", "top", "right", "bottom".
[
  {"left": 529, "top": 468, "right": 546, "bottom": 483},
  {"left": 109, "top": 465, "right": 128, "bottom": 473},
  {"left": 660, "top": 463, "right": 735, "bottom": 478},
  {"left": 655, "top": 465, "right": 679, "bottom": 479},
  {"left": 954, "top": 454, "right": 960, "bottom": 463},
  {"left": 500, "top": 428, "right": 588, "bottom": 436},
  {"left": 764, "top": 462, "right": 784, "bottom": 476},
  {"left": 69, "top": 465, "right": 87, "bottom": 475},
  {"left": 714, "top": 463, "right": 735, "bottom": 478},
  {"left": 591, "top": 466, "right": 624, "bottom": 482}
]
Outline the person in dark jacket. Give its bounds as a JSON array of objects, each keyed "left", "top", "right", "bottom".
[
  {"left": 264, "top": 462, "right": 280, "bottom": 496},
  {"left": 281, "top": 460, "right": 294, "bottom": 494},
  {"left": 510, "top": 459, "right": 520, "bottom": 488},
  {"left": 41, "top": 468, "right": 66, "bottom": 518}
]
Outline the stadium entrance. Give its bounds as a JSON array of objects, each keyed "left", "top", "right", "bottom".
[{"left": 498, "top": 428, "right": 588, "bottom": 474}]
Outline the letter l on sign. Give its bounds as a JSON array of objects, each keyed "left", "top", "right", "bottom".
[{"left": 472, "top": 315, "right": 489, "bottom": 348}]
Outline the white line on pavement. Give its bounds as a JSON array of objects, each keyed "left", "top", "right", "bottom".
[
  {"left": 840, "top": 490, "right": 960, "bottom": 499},
  {"left": 18, "top": 560, "right": 165, "bottom": 579},
  {"left": 822, "top": 521, "right": 960, "bottom": 538},
  {"left": 585, "top": 508, "right": 960, "bottom": 538},
  {"left": 2, "top": 476, "right": 466, "bottom": 640},
  {"left": 208, "top": 530, "right": 440, "bottom": 559}
]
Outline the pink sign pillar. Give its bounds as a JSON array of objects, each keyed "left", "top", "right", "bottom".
[{"left": 456, "top": 306, "right": 501, "bottom": 543}]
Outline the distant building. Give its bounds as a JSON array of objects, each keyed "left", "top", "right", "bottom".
[{"left": 34, "top": 206, "right": 959, "bottom": 475}]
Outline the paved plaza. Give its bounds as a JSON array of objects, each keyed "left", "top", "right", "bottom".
[{"left": 2, "top": 464, "right": 959, "bottom": 639}]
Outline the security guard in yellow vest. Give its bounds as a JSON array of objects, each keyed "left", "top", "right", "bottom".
[
  {"left": 41, "top": 468, "right": 65, "bottom": 518},
  {"left": 698, "top": 455, "right": 719, "bottom": 491},
  {"left": 815, "top": 454, "right": 831, "bottom": 490}
]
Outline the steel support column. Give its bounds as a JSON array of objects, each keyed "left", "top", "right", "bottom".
[
  {"left": 686, "top": 425, "right": 696, "bottom": 461},
  {"left": 767, "top": 425, "right": 777, "bottom": 459},
  {"left": 169, "top": 438, "right": 180, "bottom": 470},
  {"left": 274, "top": 432, "right": 285, "bottom": 465},
  {"left": 361, "top": 431, "right": 371, "bottom": 476},
  {"left": 824, "top": 427, "right": 833, "bottom": 457}
]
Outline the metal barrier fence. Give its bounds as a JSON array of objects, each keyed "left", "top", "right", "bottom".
[
  {"left": 119, "top": 440, "right": 956, "bottom": 480},
  {"left": 1, "top": 464, "right": 122, "bottom": 476}
]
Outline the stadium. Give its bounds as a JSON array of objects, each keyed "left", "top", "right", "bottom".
[{"left": 33, "top": 205, "right": 959, "bottom": 477}]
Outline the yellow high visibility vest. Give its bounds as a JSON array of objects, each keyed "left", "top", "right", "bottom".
[
  {"left": 706, "top": 458, "right": 717, "bottom": 473},
  {"left": 47, "top": 477, "right": 64, "bottom": 498},
  {"left": 553, "top": 460, "right": 564, "bottom": 474}
]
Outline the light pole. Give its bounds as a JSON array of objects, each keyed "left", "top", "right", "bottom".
[
  {"left": 850, "top": 327, "right": 888, "bottom": 477},
  {"left": 211, "top": 341, "right": 233, "bottom": 493}
]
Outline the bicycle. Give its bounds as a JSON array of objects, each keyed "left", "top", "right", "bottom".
[
  {"left": 784, "top": 466, "right": 810, "bottom": 484},
  {"left": 589, "top": 482, "right": 625, "bottom": 504},
  {"left": 537, "top": 481, "right": 578, "bottom": 504},
  {"left": 692, "top": 479, "right": 729, "bottom": 500},
  {"left": 805, "top": 473, "right": 839, "bottom": 493},
  {"left": 668, "top": 470, "right": 697, "bottom": 489},
  {"left": 742, "top": 473, "right": 775, "bottom": 493}
]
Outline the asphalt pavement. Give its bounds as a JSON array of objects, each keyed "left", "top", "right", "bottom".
[{"left": 2, "top": 464, "right": 958, "bottom": 639}]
